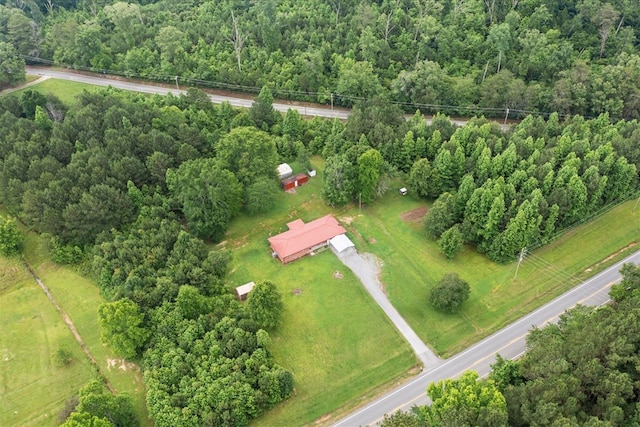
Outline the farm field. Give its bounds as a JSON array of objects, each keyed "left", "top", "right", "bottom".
[
  {"left": 0, "top": 211, "right": 150, "bottom": 427},
  {"left": 0, "top": 255, "right": 94, "bottom": 427}
]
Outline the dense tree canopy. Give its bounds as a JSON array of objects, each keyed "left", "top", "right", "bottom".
[
  {"left": 0, "top": 41, "right": 25, "bottom": 89},
  {"left": 61, "top": 380, "right": 136, "bottom": 427},
  {"left": 166, "top": 158, "right": 243, "bottom": 241},
  {"left": 6, "top": 0, "right": 640, "bottom": 119},
  {"left": 500, "top": 263, "right": 640, "bottom": 426}
]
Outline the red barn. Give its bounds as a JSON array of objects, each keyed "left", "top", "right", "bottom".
[
  {"left": 268, "top": 214, "right": 347, "bottom": 264},
  {"left": 281, "top": 173, "right": 308, "bottom": 191}
]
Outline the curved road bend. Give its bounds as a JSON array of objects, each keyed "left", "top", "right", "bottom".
[
  {"left": 25, "top": 66, "right": 485, "bottom": 127},
  {"left": 333, "top": 250, "right": 640, "bottom": 427}
]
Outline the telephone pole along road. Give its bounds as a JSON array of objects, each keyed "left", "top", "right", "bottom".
[
  {"left": 25, "top": 66, "right": 485, "bottom": 127},
  {"left": 332, "top": 250, "right": 640, "bottom": 427}
]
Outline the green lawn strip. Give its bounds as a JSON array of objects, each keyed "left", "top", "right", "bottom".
[
  {"left": 351, "top": 193, "right": 640, "bottom": 357},
  {"left": 230, "top": 247, "right": 415, "bottom": 427},
  {"left": 10, "top": 78, "right": 99, "bottom": 105},
  {"left": 21, "top": 233, "right": 151, "bottom": 426},
  {"left": 0, "top": 257, "right": 95, "bottom": 427}
]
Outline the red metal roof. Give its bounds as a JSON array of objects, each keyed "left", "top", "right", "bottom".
[{"left": 268, "top": 214, "right": 346, "bottom": 260}]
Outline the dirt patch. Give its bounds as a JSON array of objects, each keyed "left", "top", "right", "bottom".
[
  {"left": 369, "top": 237, "right": 377, "bottom": 244},
  {"left": 584, "top": 242, "right": 638, "bottom": 273},
  {"left": 292, "top": 288, "right": 302, "bottom": 296},
  {"left": 400, "top": 206, "right": 428, "bottom": 223},
  {"left": 107, "top": 358, "right": 140, "bottom": 372},
  {"left": 339, "top": 216, "right": 355, "bottom": 225},
  {"left": 333, "top": 271, "right": 343, "bottom": 279}
]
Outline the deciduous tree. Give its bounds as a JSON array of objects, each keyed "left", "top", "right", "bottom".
[
  {"left": 98, "top": 298, "right": 149, "bottom": 359},
  {"left": 429, "top": 272, "right": 471, "bottom": 313},
  {"left": 0, "top": 215, "right": 23, "bottom": 256},
  {"left": 246, "top": 280, "right": 284, "bottom": 329},
  {"left": 421, "top": 371, "right": 507, "bottom": 426},
  {"left": 166, "top": 158, "right": 243, "bottom": 241}
]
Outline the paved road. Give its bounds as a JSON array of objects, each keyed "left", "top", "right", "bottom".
[
  {"left": 333, "top": 250, "right": 640, "bottom": 427},
  {"left": 25, "top": 66, "right": 353, "bottom": 119},
  {"left": 336, "top": 248, "right": 442, "bottom": 368},
  {"left": 24, "top": 66, "right": 496, "bottom": 127}
]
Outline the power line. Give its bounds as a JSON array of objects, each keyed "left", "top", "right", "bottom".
[{"left": 21, "top": 55, "right": 583, "bottom": 121}]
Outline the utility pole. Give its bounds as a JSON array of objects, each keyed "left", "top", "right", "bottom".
[
  {"left": 359, "top": 192, "right": 362, "bottom": 212},
  {"left": 634, "top": 193, "right": 640, "bottom": 211},
  {"left": 504, "top": 107, "right": 510, "bottom": 125},
  {"left": 175, "top": 76, "right": 179, "bottom": 90},
  {"left": 514, "top": 247, "right": 526, "bottom": 280},
  {"left": 330, "top": 93, "right": 334, "bottom": 111}
]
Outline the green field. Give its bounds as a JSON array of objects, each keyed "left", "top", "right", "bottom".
[
  {"left": 0, "top": 256, "right": 95, "bottom": 426},
  {"left": 0, "top": 220, "right": 150, "bottom": 426},
  {"left": 13, "top": 77, "right": 99, "bottom": 105},
  {"left": 350, "top": 194, "right": 640, "bottom": 356},
  {"left": 21, "top": 233, "right": 151, "bottom": 426}
]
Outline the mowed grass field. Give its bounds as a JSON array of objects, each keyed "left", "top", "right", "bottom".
[
  {"left": 346, "top": 192, "right": 640, "bottom": 356},
  {"left": 21, "top": 233, "right": 151, "bottom": 426},
  {"left": 0, "top": 255, "right": 95, "bottom": 427},
  {"left": 226, "top": 159, "right": 417, "bottom": 426},
  {"left": 13, "top": 77, "right": 100, "bottom": 105}
]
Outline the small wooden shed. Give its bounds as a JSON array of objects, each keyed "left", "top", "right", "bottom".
[
  {"left": 281, "top": 173, "right": 308, "bottom": 191},
  {"left": 235, "top": 281, "right": 256, "bottom": 301}
]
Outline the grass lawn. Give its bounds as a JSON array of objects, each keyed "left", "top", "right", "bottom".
[
  {"left": 346, "top": 191, "right": 640, "bottom": 356},
  {"left": 225, "top": 159, "right": 417, "bottom": 426},
  {"left": 0, "top": 255, "right": 95, "bottom": 427},
  {"left": 21, "top": 233, "right": 152, "bottom": 426},
  {"left": 10, "top": 78, "right": 99, "bottom": 105}
]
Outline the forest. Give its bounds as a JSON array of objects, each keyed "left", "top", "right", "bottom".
[
  {"left": 1, "top": 0, "right": 640, "bottom": 120},
  {"left": 380, "top": 263, "right": 640, "bottom": 427}
]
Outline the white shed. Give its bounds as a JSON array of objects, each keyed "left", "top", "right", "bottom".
[
  {"left": 277, "top": 163, "right": 293, "bottom": 179},
  {"left": 329, "top": 234, "right": 355, "bottom": 254},
  {"left": 236, "top": 281, "right": 256, "bottom": 301}
]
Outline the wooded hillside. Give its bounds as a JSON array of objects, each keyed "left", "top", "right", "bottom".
[{"left": 2, "top": 0, "right": 640, "bottom": 119}]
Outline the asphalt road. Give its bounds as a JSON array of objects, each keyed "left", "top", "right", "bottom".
[
  {"left": 333, "top": 250, "right": 640, "bottom": 427},
  {"left": 24, "top": 66, "right": 491, "bottom": 127},
  {"left": 25, "top": 66, "right": 352, "bottom": 119}
]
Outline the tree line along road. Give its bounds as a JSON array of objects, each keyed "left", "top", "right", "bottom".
[{"left": 24, "top": 66, "right": 507, "bottom": 128}]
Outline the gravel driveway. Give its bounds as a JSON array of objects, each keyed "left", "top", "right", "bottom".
[{"left": 336, "top": 247, "right": 441, "bottom": 369}]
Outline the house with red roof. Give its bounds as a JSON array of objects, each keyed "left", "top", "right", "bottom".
[{"left": 268, "top": 214, "right": 347, "bottom": 264}]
